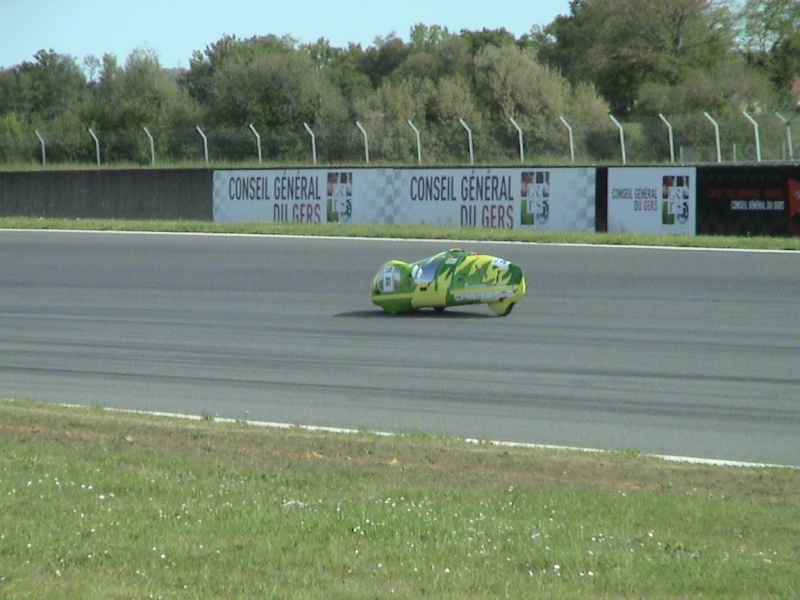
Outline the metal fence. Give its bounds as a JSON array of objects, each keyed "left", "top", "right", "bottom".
[{"left": 2, "top": 111, "right": 799, "bottom": 167}]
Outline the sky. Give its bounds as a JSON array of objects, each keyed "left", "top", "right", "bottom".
[{"left": 0, "top": 0, "right": 571, "bottom": 70}]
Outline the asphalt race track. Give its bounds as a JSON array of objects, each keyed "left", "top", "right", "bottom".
[{"left": 1, "top": 229, "right": 798, "bottom": 466}]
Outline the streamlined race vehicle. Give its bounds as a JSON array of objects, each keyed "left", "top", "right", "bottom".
[{"left": 371, "top": 248, "right": 526, "bottom": 316}]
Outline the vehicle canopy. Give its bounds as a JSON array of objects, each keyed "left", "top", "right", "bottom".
[{"left": 371, "top": 248, "right": 526, "bottom": 316}]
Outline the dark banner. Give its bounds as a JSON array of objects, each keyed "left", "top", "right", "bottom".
[{"left": 697, "top": 165, "right": 800, "bottom": 237}]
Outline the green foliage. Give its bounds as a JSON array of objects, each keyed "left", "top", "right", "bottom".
[
  {"left": 473, "top": 45, "right": 610, "bottom": 157},
  {"left": 460, "top": 27, "right": 519, "bottom": 55},
  {"left": 394, "top": 25, "right": 473, "bottom": 83},
  {"left": 474, "top": 45, "right": 568, "bottom": 120},
  {"left": 179, "top": 33, "right": 298, "bottom": 105},
  {"left": 175, "top": 34, "right": 350, "bottom": 164},
  {"left": 359, "top": 35, "right": 411, "bottom": 89},
  {"left": 83, "top": 49, "right": 200, "bottom": 163},
  {"left": 0, "top": 112, "right": 35, "bottom": 162},
  {"left": 114, "top": 50, "right": 185, "bottom": 127},
  {"left": 739, "top": 0, "right": 800, "bottom": 98},
  {"left": 354, "top": 78, "right": 429, "bottom": 162},
  {"left": 42, "top": 109, "right": 95, "bottom": 163},
  {"left": 0, "top": 50, "right": 87, "bottom": 120},
  {"left": 638, "top": 53, "right": 781, "bottom": 115},
  {"left": 0, "top": 4, "right": 795, "bottom": 166},
  {"left": 312, "top": 43, "right": 373, "bottom": 114},
  {"left": 204, "top": 50, "right": 343, "bottom": 126},
  {"left": 539, "top": 0, "right": 743, "bottom": 114}
]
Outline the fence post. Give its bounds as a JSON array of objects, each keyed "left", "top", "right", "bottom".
[
  {"left": 774, "top": 112, "right": 795, "bottom": 161},
  {"left": 509, "top": 117, "right": 524, "bottom": 163},
  {"left": 249, "top": 123, "right": 262, "bottom": 164},
  {"left": 143, "top": 127, "right": 155, "bottom": 165},
  {"left": 703, "top": 112, "right": 721, "bottom": 163},
  {"left": 458, "top": 118, "right": 474, "bottom": 165},
  {"left": 407, "top": 120, "right": 422, "bottom": 165},
  {"left": 742, "top": 111, "right": 761, "bottom": 162},
  {"left": 35, "top": 130, "right": 46, "bottom": 165},
  {"left": 558, "top": 116, "right": 575, "bottom": 163},
  {"left": 775, "top": 112, "right": 791, "bottom": 161},
  {"left": 195, "top": 126, "right": 209, "bottom": 163},
  {"left": 88, "top": 128, "right": 100, "bottom": 165},
  {"left": 303, "top": 123, "right": 317, "bottom": 165},
  {"left": 658, "top": 114, "right": 675, "bottom": 163},
  {"left": 356, "top": 121, "right": 369, "bottom": 164},
  {"left": 608, "top": 115, "right": 626, "bottom": 164}
]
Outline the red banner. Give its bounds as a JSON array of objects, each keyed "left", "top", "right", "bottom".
[{"left": 790, "top": 179, "right": 800, "bottom": 237}]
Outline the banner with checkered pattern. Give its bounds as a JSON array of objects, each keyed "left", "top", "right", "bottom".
[{"left": 213, "top": 167, "right": 596, "bottom": 232}]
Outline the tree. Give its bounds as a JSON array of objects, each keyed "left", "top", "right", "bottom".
[
  {"left": 83, "top": 54, "right": 121, "bottom": 125},
  {"left": 538, "top": 0, "right": 737, "bottom": 113},
  {"left": 353, "top": 77, "right": 427, "bottom": 161},
  {"left": 0, "top": 111, "right": 34, "bottom": 162},
  {"left": 68, "top": 49, "right": 198, "bottom": 163},
  {"left": 0, "top": 50, "right": 87, "bottom": 120},
  {"left": 473, "top": 45, "right": 607, "bottom": 122},
  {"left": 0, "top": 50, "right": 91, "bottom": 163},
  {"left": 310, "top": 42, "right": 373, "bottom": 114},
  {"left": 392, "top": 24, "right": 472, "bottom": 84},
  {"left": 637, "top": 52, "right": 780, "bottom": 114},
  {"left": 358, "top": 35, "right": 410, "bottom": 89},
  {"left": 180, "top": 34, "right": 298, "bottom": 105},
  {"left": 83, "top": 49, "right": 196, "bottom": 131},
  {"left": 460, "top": 27, "right": 518, "bottom": 56},
  {"left": 473, "top": 44, "right": 609, "bottom": 157},
  {"left": 203, "top": 48, "right": 346, "bottom": 127},
  {"left": 738, "top": 0, "right": 800, "bottom": 98}
]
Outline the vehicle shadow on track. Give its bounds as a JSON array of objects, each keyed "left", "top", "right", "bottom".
[{"left": 335, "top": 309, "right": 491, "bottom": 319}]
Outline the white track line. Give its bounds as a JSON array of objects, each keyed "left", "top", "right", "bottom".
[
  {"left": 42, "top": 402, "right": 794, "bottom": 470},
  {"left": 2, "top": 227, "right": 797, "bottom": 254}
]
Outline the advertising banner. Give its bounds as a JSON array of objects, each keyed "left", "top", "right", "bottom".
[
  {"left": 608, "top": 167, "right": 696, "bottom": 235},
  {"left": 213, "top": 170, "right": 326, "bottom": 223},
  {"left": 376, "top": 167, "right": 518, "bottom": 228},
  {"left": 517, "top": 168, "right": 596, "bottom": 231},
  {"left": 213, "top": 167, "right": 596, "bottom": 232},
  {"left": 696, "top": 166, "right": 798, "bottom": 237}
]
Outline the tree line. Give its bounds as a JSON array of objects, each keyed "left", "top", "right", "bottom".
[{"left": 1, "top": 0, "right": 798, "bottom": 165}]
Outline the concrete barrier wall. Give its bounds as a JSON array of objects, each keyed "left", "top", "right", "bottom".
[{"left": 0, "top": 169, "right": 212, "bottom": 220}]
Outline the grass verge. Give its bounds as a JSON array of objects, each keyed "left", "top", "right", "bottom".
[
  {"left": 1, "top": 400, "right": 798, "bottom": 599},
  {"left": 2, "top": 216, "right": 800, "bottom": 251}
]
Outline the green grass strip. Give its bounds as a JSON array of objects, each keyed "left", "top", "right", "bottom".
[
  {"left": 2, "top": 217, "right": 800, "bottom": 251},
  {"left": 1, "top": 400, "right": 798, "bottom": 599}
]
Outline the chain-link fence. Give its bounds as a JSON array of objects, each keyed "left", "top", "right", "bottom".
[{"left": 2, "top": 112, "right": 799, "bottom": 167}]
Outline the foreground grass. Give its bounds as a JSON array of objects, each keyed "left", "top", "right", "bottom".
[
  {"left": 2, "top": 216, "right": 800, "bottom": 251},
  {"left": 1, "top": 400, "right": 798, "bottom": 599}
]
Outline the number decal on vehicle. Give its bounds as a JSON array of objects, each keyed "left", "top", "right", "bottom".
[
  {"left": 382, "top": 266, "right": 396, "bottom": 292},
  {"left": 492, "top": 258, "right": 510, "bottom": 270}
]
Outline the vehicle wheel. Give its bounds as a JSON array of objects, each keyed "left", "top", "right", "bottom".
[
  {"left": 488, "top": 302, "right": 514, "bottom": 316},
  {"left": 434, "top": 307, "right": 446, "bottom": 313}
]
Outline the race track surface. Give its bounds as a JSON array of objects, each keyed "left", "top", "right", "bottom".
[{"left": 1, "top": 230, "right": 798, "bottom": 466}]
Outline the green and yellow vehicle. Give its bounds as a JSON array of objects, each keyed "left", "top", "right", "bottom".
[{"left": 371, "top": 248, "right": 526, "bottom": 316}]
